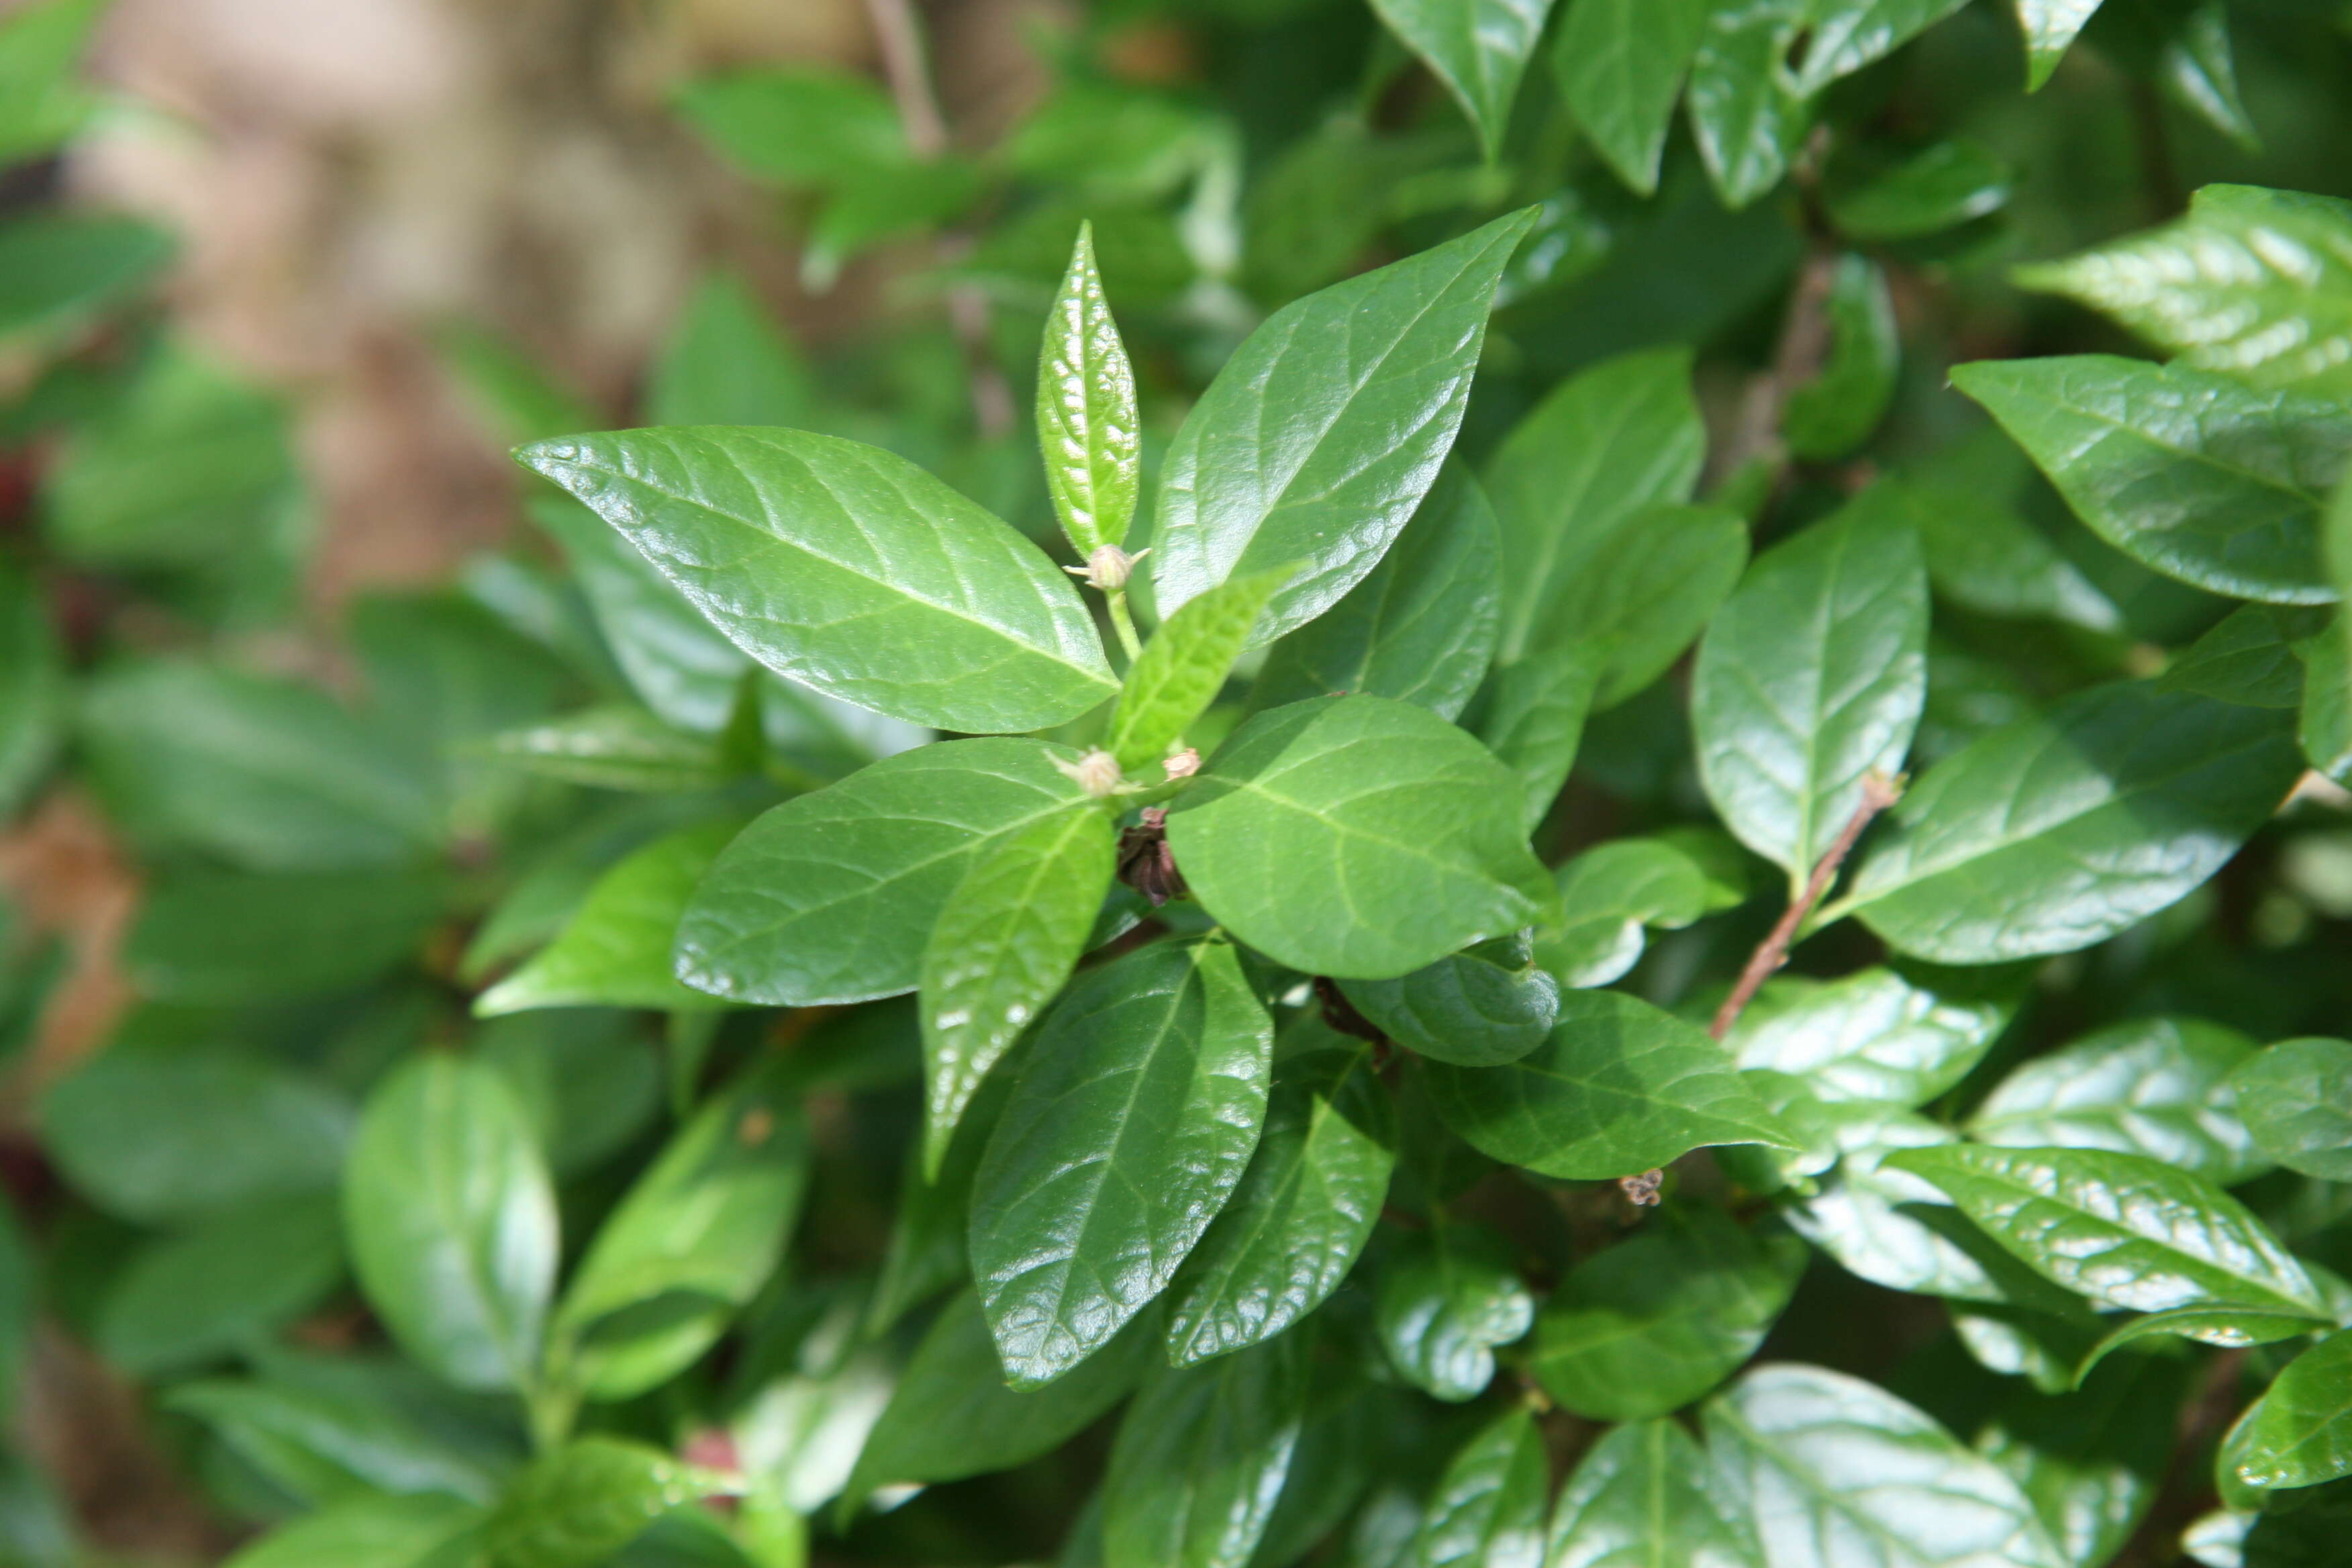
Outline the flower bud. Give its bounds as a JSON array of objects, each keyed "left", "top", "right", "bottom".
[
  {"left": 1055, "top": 747, "right": 1124, "bottom": 797},
  {"left": 1063, "top": 543, "right": 1147, "bottom": 592},
  {"left": 1162, "top": 746, "right": 1201, "bottom": 781}
]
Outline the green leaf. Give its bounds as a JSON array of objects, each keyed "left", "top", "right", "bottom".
[
  {"left": 1338, "top": 934, "right": 1559, "bottom": 1067},
  {"left": 1372, "top": 1221, "right": 1532, "bottom": 1402},
  {"left": 2014, "top": 0, "right": 2105, "bottom": 89},
  {"left": 1477, "top": 642, "right": 1605, "bottom": 832},
  {"left": 672, "top": 67, "right": 908, "bottom": 186},
  {"left": 1706, "top": 1364, "right": 2069, "bottom": 1568},
  {"left": 223, "top": 1494, "right": 485, "bottom": 1568},
  {"left": 1150, "top": 210, "right": 1536, "bottom": 647},
  {"left": 0, "top": 562, "right": 62, "bottom": 817},
  {"left": 552, "top": 1062, "right": 808, "bottom": 1400},
  {"left": 1536, "top": 836, "right": 1730, "bottom": 989},
  {"left": 1687, "top": 0, "right": 1811, "bottom": 209},
  {"left": 1542, "top": 1418, "right": 1763, "bottom": 1568},
  {"left": 970, "top": 942, "right": 1273, "bottom": 1387},
  {"left": 1827, "top": 139, "right": 2014, "bottom": 240},
  {"left": 1552, "top": 0, "right": 1709, "bottom": 195},
  {"left": 1974, "top": 1356, "right": 2180, "bottom": 1568},
  {"left": 1783, "top": 256, "right": 1898, "bottom": 460},
  {"left": 477, "top": 822, "right": 738, "bottom": 1015},
  {"left": 2303, "top": 624, "right": 2352, "bottom": 781},
  {"left": 1885, "top": 1144, "right": 2329, "bottom": 1318},
  {"left": 167, "top": 1373, "right": 508, "bottom": 1506},
  {"left": 2224, "top": 1328, "right": 2352, "bottom": 1492},
  {"left": 1549, "top": 502, "right": 1750, "bottom": 708},
  {"left": 40, "top": 1046, "right": 351, "bottom": 1223},
  {"left": 1425, "top": 989, "right": 1794, "bottom": 1179},
  {"left": 1845, "top": 683, "right": 2302, "bottom": 963},
  {"left": 483, "top": 1438, "right": 712, "bottom": 1568},
  {"left": 0, "top": 214, "right": 173, "bottom": 344},
  {"left": 519, "top": 428, "right": 1114, "bottom": 732},
  {"left": 1413, "top": 1406, "right": 1548, "bottom": 1568},
  {"left": 1971, "top": 1016, "right": 2268, "bottom": 1183},
  {"left": 2228, "top": 1037, "right": 2352, "bottom": 1182},
  {"left": 97, "top": 1195, "right": 344, "bottom": 1378},
  {"left": 1367, "top": 0, "right": 1557, "bottom": 160},
  {"left": 478, "top": 1012, "right": 662, "bottom": 1178},
  {"left": 846, "top": 1291, "right": 1156, "bottom": 1496},
  {"left": 1795, "top": 0, "right": 1972, "bottom": 95},
  {"left": 920, "top": 805, "right": 1116, "bottom": 1176},
  {"left": 1694, "top": 492, "right": 1928, "bottom": 882},
  {"left": 1103, "top": 1334, "right": 1310, "bottom": 1568},
  {"left": 128, "top": 869, "right": 445, "bottom": 1006},
  {"left": 1951, "top": 355, "right": 2349, "bottom": 605},
  {"left": 2163, "top": 605, "right": 2324, "bottom": 709},
  {"left": 1485, "top": 348, "right": 1704, "bottom": 663},
  {"left": 1038, "top": 222, "right": 1142, "bottom": 556},
  {"left": 2159, "top": 3, "right": 2258, "bottom": 153},
  {"left": 1726, "top": 965, "right": 2018, "bottom": 1110},
  {"left": 485, "top": 707, "right": 731, "bottom": 793},
  {"left": 1167, "top": 695, "right": 1552, "bottom": 979},
  {"left": 1114, "top": 569, "right": 1293, "bottom": 771},
  {"left": 1166, "top": 1047, "right": 1395, "bottom": 1367},
  {"left": 648, "top": 270, "right": 810, "bottom": 429},
  {"left": 0, "top": 0, "right": 103, "bottom": 164},
  {"left": 1531, "top": 1208, "right": 1804, "bottom": 1422},
  {"left": 1252, "top": 464, "right": 1502, "bottom": 723},
  {"left": 2077, "top": 1306, "right": 2328, "bottom": 1385},
  {"left": 344, "top": 1057, "right": 559, "bottom": 1393},
  {"left": 676, "top": 738, "right": 1091, "bottom": 1005}
]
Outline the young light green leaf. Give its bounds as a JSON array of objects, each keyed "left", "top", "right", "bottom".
[
  {"left": 1536, "top": 835, "right": 1732, "bottom": 989},
  {"left": 2228, "top": 1036, "right": 2352, "bottom": 1181},
  {"left": 1726, "top": 965, "right": 2018, "bottom": 1110},
  {"left": 476, "top": 820, "right": 739, "bottom": 1016},
  {"left": 1425, "top": 989, "right": 1795, "bottom": 1179},
  {"left": 1845, "top": 683, "right": 2302, "bottom": 963},
  {"left": 1151, "top": 210, "right": 1536, "bottom": 647},
  {"left": 1168, "top": 695, "right": 1553, "bottom": 979},
  {"left": 920, "top": 805, "right": 1116, "bottom": 1176},
  {"left": 1706, "top": 1364, "right": 2069, "bottom": 1568},
  {"left": 1367, "top": 0, "right": 1557, "bottom": 160},
  {"left": 1827, "top": 139, "right": 2014, "bottom": 240},
  {"left": 1112, "top": 568, "right": 1293, "bottom": 771},
  {"left": 1039, "top": 223, "right": 1141, "bottom": 556},
  {"left": 1552, "top": 0, "right": 1708, "bottom": 196},
  {"left": 1373, "top": 1222, "right": 1532, "bottom": 1402},
  {"left": 1686, "top": 0, "right": 1811, "bottom": 210},
  {"left": 1338, "top": 933, "right": 1559, "bottom": 1067},
  {"left": 97, "top": 1195, "right": 345, "bottom": 1378},
  {"left": 552, "top": 1061, "right": 808, "bottom": 1400},
  {"left": 1783, "top": 254, "right": 1898, "bottom": 460},
  {"left": 1485, "top": 348, "right": 1704, "bottom": 662},
  {"left": 970, "top": 942, "right": 1273, "bottom": 1387},
  {"left": 1479, "top": 641, "right": 1606, "bottom": 832},
  {"left": 344, "top": 1057, "right": 558, "bottom": 1394},
  {"left": 222, "top": 1494, "right": 485, "bottom": 1568},
  {"left": 2222, "top": 1327, "right": 2352, "bottom": 1492},
  {"left": 481, "top": 1437, "right": 713, "bottom": 1568},
  {"left": 1251, "top": 463, "right": 1502, "bottom": 722},
  {"left": 1548, "top": 502, "right": 1750, "bottom": 708},
  {"left": 518, "top": 428, "right": 1115, "bottom": 732},
  {"left": 1165, "top": 1047, "right": 1394, "bottom": 1367},
  {"left": 1103, "top": 1334, "right": 1310, "bottom": 1568},
  {"left": 2014, "top": 0, "right": 2105, "bottom": 89},
  {"left": 1885, "top": 1144, "right": 2330, "bottom": 1318},
  {"left": 1795, "top": 0, "right": 1972, "bottom": 95},
  {"left": 1694, "top": 491, "right": 1927, "bottom": 882},
  {"left": 1971, "top": 1017, "right": 2268, "bottom": 1183},
  {"left": 0, "top": 0, "right": 104, "bottom": 164},
  {"left": 1414, "top": 1406, "right": 1548, "bottom": 1568},
  {"left": 1531, "top": 1206, "right": 1804, "bottom": 1422},
  {"left": 676, "top": 738, "right": 1091, "bottom": 1005},
  {"left": 1543, "top": 1418, "right": 1763, "bottom": 1568},
  {"left": 1952, "top": 355, "right": 2351, "bottom": 604},
  {"left": 648, "top": 270, "right": 811, "bottom": 429}
]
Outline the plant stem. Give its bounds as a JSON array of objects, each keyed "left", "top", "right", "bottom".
[
  {"left": 1709, "top": 771, "right": 1902, "bottom": 1040},
  {"left": 524, "top": 1376, "right": 579, "bottom": 1455},
  {"left": 1106, "top": 591, "right": 1144, "bottom": 663}
]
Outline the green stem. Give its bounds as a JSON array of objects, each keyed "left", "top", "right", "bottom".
[
  {"left": 524, "top": 1375, "right": 580, "bottom": 1455},
  {"left": 1106, "top": 591, "right": 1144, "bottom": 664}
]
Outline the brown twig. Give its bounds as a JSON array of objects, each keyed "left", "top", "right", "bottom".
[
  {"left": 1710, "top": 771, "right": 1902, "bottom": 1040},
  {"left": 1712, "top": 243, "right": 1841, "bottom": 493}
]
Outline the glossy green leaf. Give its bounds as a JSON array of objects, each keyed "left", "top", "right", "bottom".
[
  {"left": 846, "top": 1291, "right": 1156, "bottom": 1496},
  {"left": 1338, "top": 933, "right": 1559, "bottom": 1067},
  {"left": 1866, "top": 456, "right": 2120, "bottom": 634},
  {"left": 1485, "top": 348, "right": 1704, "bottom": 663},
  {"left": 648, "top": 270, "right": 810, "bottom": 429},
  {"left": 1369, "top": 0, "right": 1556, "bottom": 160},
  {"left": 2158, "top": 3, "right": 2259, "bottom": 154},
  {"left": 1252, "top": 464, "right": 1501, "bottom": 723},
  {"left": 2014, "top": 0, "right": 2105, "bottom": 89},
  {"left": 920, "top": 805, "right": 1115, "bottom": 1176},
  {"left": 344, "top": 1057, "right": 559, "bottom": 1393},
  {"left": 1828, "top": 140, "right": 2014, "bottom": 240},
  {"left": 1414, "top": 1406, "right": 1548, "bottom": 1568},
  {"left": 1845, "top": 683, "right": 2302, "bottom": 963},
  {"left": 223, "top": 1494, "right": 484, "bottom": 1568},
  {"left": 1694, "top": 492, "right": 1927, "bottom": 881},
  {"left": 970, "top": 942, "right": 1273, "bottom": 1387},
  {"left": 1952, "top": 355, "right": 2349, "bottom": 604},
  {"left": 1479, "top": 642, "right": 1605, "bottom": 831},
  {"left": 1246, "top": 1376, "right": 1386, "bottom": 1568},
  {"left": 1552, "top": 0, "right": 1708, "bottom": 195},
  {"left": 1727, "top": 965, "right": 2017, "bottom": 1110},
  {"left": 1796, "top": 0, "right": 1972, "bottom": 95},
  {"left": 676, "top": 738, "right": 1090, "bottom": 1005},
  {"left": 477, "top": 821, "right": 738, "bottom": 1015},
  {"left": 519, "top": 428, "right": 1114, "bottom": 732},
  {"left": 1104, "top": 1334, "right": 1310, "bottom": 1568},
  {"left": 97, "top": 1194, "right": 344, "bottom": 1377},
  {"left": 2224, "top": 1328, "right": 2352, "bottom": 1492},
  {"left": 1707, "top": 1364, "right": 2069, "bottom": 1568},
  {"left": 1886, "top": 1144, "right": 2329, "bottom": 1318},
  {"left": 1114, "top": 569, "right": 1293, "bottom": 771},
  {"left": 1542, "top": 1418, "right": 1763, "bottom": 1568},
  {"left": 1166, "top": 1047, "right": 1395, "bottom": 1367},
  {"left": 1038, "top": 223, "right": 1141, "bottom": 556},
  {"left": 485, "top": 707, "right": 731, "bottom": 793},
  {"left": 2161, "top": 605, "right": 2323, "bottom": 710},
  {"left": 1426, "top": 989, "right": 1794, "bottom": 1179},
  {"left": 1152, "top": 210, "right": 1535, "bottom": 647},
  {"left": 2303, "top": 623, "right": 2352, "bottom": 781},
  {"left": 1971, "top": 1017, "right": 2267, "bottom": 1183},
  {"left": 1783, "top": 255, "right": 1898, "bottom": 460},
  {"left": 2078, "top": 1305, "right": 2326, "bottom": 1385},
  {"left": 2228, "top": 1037, "right": 2352, "bottom": 1181},
  {"left": 1975, "top": 1355, "right": 2179, "bottom": 1568},
  {"left": 1168, "top": 695, "right": 1552, "bottom": 979},
  {"left": 482, "top": 1438, "right": 712, "bottom": 1568},
  {"left": 1531, "top": 1206, "right": 1804, "bottom": 1422},
  {"left": 1373, "top": 1222, "right": 1532, "bottom": 1402},
  {"left": 167, "top": 1373, "right": 508, "bottom": 1506},
  {"left": 1537, "top": 836, "right": 1728, "bottom": 989},
  {"left": 1549, "top": 502, "right": 1749, "bottom": 708},
  {"left": 1687, "top": 0, "right": 1810, "bottom": 210}
]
